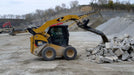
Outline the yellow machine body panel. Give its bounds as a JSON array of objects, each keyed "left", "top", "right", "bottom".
[{"left": 30, "top": 34, "right": 48, "bottom": 54}]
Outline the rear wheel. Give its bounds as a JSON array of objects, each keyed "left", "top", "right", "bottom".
[
  {"left": 42, "top": 47, "right": 56, "bottom": 61},
  {"left": 63, "top": 46, "right": 77, "bottom": 60}
]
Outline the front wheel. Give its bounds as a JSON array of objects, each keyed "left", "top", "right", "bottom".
[
  {"left": 63, "top": 46, "right": 77, "bottom": 60},
  {"left": 42, "top": 47, "right": 56, "bottom": 61}
]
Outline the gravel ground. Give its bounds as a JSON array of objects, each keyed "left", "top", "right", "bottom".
[{"left": 0, "top": 32, "right": 134, "bottom": 75}]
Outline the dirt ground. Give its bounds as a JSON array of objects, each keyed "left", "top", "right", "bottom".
[{"left": 0, "top": 32, "right": 134, "bottom": 75}]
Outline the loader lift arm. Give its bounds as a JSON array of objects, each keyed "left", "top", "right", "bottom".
[
  {"left": 32, "top": 15, "right": 80, "bottom": 34},
  {"left": 28, "top": 11, "right": 108, "bottom": 43}
]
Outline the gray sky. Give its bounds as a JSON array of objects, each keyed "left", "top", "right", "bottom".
[{"left": 0, "top": 0, "right": 133, "bottom": 15}]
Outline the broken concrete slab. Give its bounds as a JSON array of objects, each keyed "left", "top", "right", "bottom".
[
  {"left": 108, "top": 49, "right": 115, "bottom": 56},
  {"left": 95, "top": 55, "right": 104, "bottom": 64},
  {"left": 121, "top": 44, "right": 130, "bottom": 51},
  {"left": 114, "top": 48, "right": 124, "bottom": 57},
  {"left": 98, "top": 44, "right": 105, "bottom": 48},
  {"left": 111, "top": 39, "right": 121, "bottom": 46},
  {"left": 105, "top": 42, "right": 112, "bottom": 49},
  {"left": 86, "top": 52, "right": 91, "bottom": 57},
  {"left": 90, "top": 55, "right": 96, "bottom": 60},
  {"left": 122, "top": 51, "right": 130, "bottom": 61},
  {"left": 131, "top": 46, "right": 134, "bottom": 51},
  {"left": 102, "top": 56, "right": 114, "bottom": 63},
  {"left": 117, "top": 59, "right": 122, "bottom": 62},
  {"left": 131, "top": 57, "right": 134, "bottom": 61},
  {"left": 103, "top": 48, "right": 108, "bottom": 54},
  {"left": 119, "top": 34, "right": 130, "bottom": 41},
  {"left": 92, "top": 48, "right": 99, "bottom": 55},
  {"left": 127, "top": 59, "right": 133, "bottom": 62},
  {"left": 96, "top": 49, "right": 104, "bottom": 56},
  {"left": 112, "top": 56, "right": 118, "bottom": 61},
  {"left": 130, "top": 52, "right": 134, "bottom": 58},
  {"left": 130, "top": 40, "right": 134, "bottom": 45},
  {"left": 86, "top": 48, "right": 94, "bottom": 52}
]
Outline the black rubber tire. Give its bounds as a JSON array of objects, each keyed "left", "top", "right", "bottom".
[
  {"left": 42, "top": 47, "right": 56, "bottom": 61},
  {"left": 63, "top": 46, "right": 77, "bottom": 60}
]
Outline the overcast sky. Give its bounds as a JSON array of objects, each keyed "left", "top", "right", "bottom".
[{"left": 0, "top": 0, "right": 133, "bottom": 15}]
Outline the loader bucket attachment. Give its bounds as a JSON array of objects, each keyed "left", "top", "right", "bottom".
[{"left": 77, "top": 19, "right": 108, "bottom": 43}]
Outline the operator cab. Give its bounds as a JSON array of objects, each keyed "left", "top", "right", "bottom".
[{"left": 48, "top": 25, "right": 69, "bottom": 46}]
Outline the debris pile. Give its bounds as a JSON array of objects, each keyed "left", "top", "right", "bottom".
[{"left": 86, "top": 34, "right": 134, "bottom": 63}]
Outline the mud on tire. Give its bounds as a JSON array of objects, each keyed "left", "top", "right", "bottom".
[
  {"left": 42, "top": 47, "right": 56, "bottom": 61},
  {"left": 63, "top": 46, "right": 77, "bottom": 60}
]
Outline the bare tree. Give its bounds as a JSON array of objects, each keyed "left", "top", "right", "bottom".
[
  {"left": 62, "top": 3, "right": 66, "bottom": 8},
  {"left": 8, "top": 14, "right": 14, "bottom": 19},
  {"left": 35, "top": 9, "right": 44, "bottom": 18},
  {"left": 98, "top": 0, "right": 108, "bottom": 4},
  {"left": 2, "top": 15, "right": 6, "bottom": 19},
  {"left": 55, "top": 5, "right": 62, "bottom": 12},
  {"left": 47, "top": 8, "right": 55, "bottom": 16},
  {"left": 70, "top": 0, "right": 79, "bottom": 8},
  {"left": 25, "top": 13, "right": 33, "bottom": 21},
  {"left": 16, "top": 15, "right": 21, "bottom": 19},
  {"left": 21, "top": 15, "right": 26, "bottom": 19}
]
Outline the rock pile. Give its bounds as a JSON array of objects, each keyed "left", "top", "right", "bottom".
[{"left": 86, "top": 34, "right": 134, "bottom": 63}]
